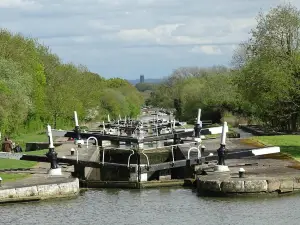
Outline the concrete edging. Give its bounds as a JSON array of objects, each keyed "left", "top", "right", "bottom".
[
  {"left": 197, "top": 177, "right": 300, "bottom": 196},
  {"left": 0, "top": 178, "right": 80, "bottom": 203}
]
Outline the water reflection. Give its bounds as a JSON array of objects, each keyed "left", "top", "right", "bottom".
[{"left": 1, "top": 188, "right": 300, "bottom": 225}]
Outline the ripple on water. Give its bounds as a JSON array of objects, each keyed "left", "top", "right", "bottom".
[{"left": 1, "top": 188, "right": 300, "bottom": 225}]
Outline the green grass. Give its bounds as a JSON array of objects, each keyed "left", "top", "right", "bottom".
[
  {"left": 0, "top": 158, "right": 37, "bottom": 170},
  {"left": 24, "top": 149, "right": 48, "bottom": 156},
  {"left": 0, "top": 148, "right": 48, "bottom": 183},
  {"left": 205, "top": 134, "right": 219, "bottom": 139},
  {"left": 250, "top": 135, "right": 300, "bottom": 159},
  {"left": 12, "top": 132, "right": 48, "bottom": 150},
  {"left": 183, "top": 123, "right": 222, "bottom": 128},
  {"left": 182, "top": 124, "right": 194, "bottom": 128},
  {"left": 0, "top": 149, "right": 48, "bottom": 170},
  {"left": 0, "top": 132, "right": 50, "bottom": 183},
  {"left": 0, "top": 173, "right": 29, "bottom": 182}
]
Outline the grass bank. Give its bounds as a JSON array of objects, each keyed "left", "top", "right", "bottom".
[
  {"left": 0, "top": 149, "right": 48, "bottom": 183},
  {"left": 0, "top": 131, "right": 49, "bottom": 183},
  {"left": 248, "top": 135, "right": 300, "bottom": 160},
  {"left": 11, "top": 132, "right": 48, "bottom": 150},
  {"left": 0, "top": 173, "right": 29, "bottom": 182}
]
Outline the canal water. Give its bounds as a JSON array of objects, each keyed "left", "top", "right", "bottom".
[{"left": 1, "top": 188, "right": 300, "bottom": 225}]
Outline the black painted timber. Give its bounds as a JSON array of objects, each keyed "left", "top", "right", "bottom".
[
  {"left": 140, "top": 159, "right": 201, "bottom": 173},
  {"left": 140, "top": 149, "right": 256, "bottom": 173},
  {"left": 20, "top": 155, "right": 130, "bottom": 170},
  {"left": 20, "top": 148, "right": 258, "bottom": 174},
  {"left": 143, "top": 131, "right": 194, "bottom": 142},
  {"left": 63, "top": 130, "right": 194, "bottom": 143},
  {"left": 65, "top": 131, "right": 139, "bottom": 143}
]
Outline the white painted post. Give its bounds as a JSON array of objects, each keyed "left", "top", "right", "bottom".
[
  {"left": 214, "top": 121, "right": 230, "bottom": 172},
  {"left": 102, "top": 121, "right": 105, "bottom": 132},
  {"left": 138, "top": 124, "right": 144, "bottom": 149},
  {"left": 221, "top": 121, "right": 227, "bottom": 145},
  {"left": 74, "top": 111, "right": 79, "bottom": 127},
  {"left": 47, "top": 125, "right": 54, "bottom": 149},
  {"left": 239, "top": 168, "right": 245, "bottom": 178},
  {"left": 47, "top": 124, "right": 62, "bottom": 176},
  {"left": 194, "top": 108, "right": 202, "bottom": 144},
  {"left": 197, "top": 108, "right": 201, "bottom": 124},
  {"left": 107, "top": 114, "right": 111, "bottom": 123}
]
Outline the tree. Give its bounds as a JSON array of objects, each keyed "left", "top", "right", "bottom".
[
  {"left": 135, "top": 83, "right": 155, "bottom": 92},
  {"left": 233, "top": 3, "right": 300, "bottom": 131},
  {"left": 0, "top": 29, "right": 144, "bottom": 135},
  {"left": 149, "top": 66, "right": 238, "bottom": 123}
]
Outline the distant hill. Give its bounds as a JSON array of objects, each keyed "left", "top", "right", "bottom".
[{"left": 127, "top": 78, "right": 163, "bottom": 85}]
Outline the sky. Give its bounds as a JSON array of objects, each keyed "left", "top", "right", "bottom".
[{"left": 0, "top": 0, "right": 299, "bottom": 80}]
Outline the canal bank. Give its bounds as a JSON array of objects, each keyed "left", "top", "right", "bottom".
[
  {"left": 0, "top": 138, "right": 83, "bottom": 204},
  {"left": 196, "top": 155, "right": 300, "bottom": 196},
  {"left": 2, "top": 116, "right": 300, "bottom": 202},
  {"left": 0, "top": 178, "right": 79, "bottom": 203}
]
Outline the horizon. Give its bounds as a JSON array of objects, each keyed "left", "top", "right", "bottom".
[{"left": 1, "top": 0, "right": 299, "bottom": 79}]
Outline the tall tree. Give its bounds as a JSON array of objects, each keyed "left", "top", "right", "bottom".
[{"left": 233, "top": 3, "right": 300, "bottom": 131}]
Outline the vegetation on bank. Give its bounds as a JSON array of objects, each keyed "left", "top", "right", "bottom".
[
  {"left": 11, "top": 132, "right": 48, "bottom": 151},
  {"left": 0, "top": 173, "right": 29, "bottom": 182},
  {"left": 0, "top": 159, "right": 36, "bottom": 170},
  {"left": 0, "top": 29, "right": 143, "bottom": 137},
  {"left": 148, "top": 3, "right": 300, "bottom": 132},
  {"left": 135, "top": 82, "right": 157, "bottom": 92},
  {"left": 250, "top": 135, "right": 300, "bottom": 160}
]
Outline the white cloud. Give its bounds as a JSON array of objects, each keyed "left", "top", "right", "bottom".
[
  {"left": 116, "top": 24, "right": 184, "bottom": 43},
  {"left": 0, "top": 0, "right": 298, "bottom": 79},
  {"left": 190, "top": 46, "right": 222, "bottom": 55},
  {"left": 0, "top": 0, "right": 40, "bottom": 9}
]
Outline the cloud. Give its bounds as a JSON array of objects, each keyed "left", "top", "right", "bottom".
[
  {"left": 190, "top": 46, "right": 222, "bottom": 55},
  {"left": 0, "top": 0, "right": 39, "bottom": 9},
  {"left": 0, "top": 0, "right": 299, "bottom": 79}
]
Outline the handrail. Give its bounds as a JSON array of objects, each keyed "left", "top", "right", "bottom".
[
  {"left": 187, "top": 146, "right": 201, "bottom": 160},
  {"left": 86, "top": 136, "right": 98, "bottom": 149},
  {"left": 171, "top": 146, "right": 175, "bottom": 165},
  {"left": 102, "top": 147, "right": 105, "bottom": 164},
  {"left": 141, "top": 149, "right": 150, "bottom": 168},
  {"left": 127, "top": 150, "right": 135, "bottom": 168}
]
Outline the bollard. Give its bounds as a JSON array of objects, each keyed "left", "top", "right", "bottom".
[
  {"left": 74, "top": 111, "right": 84, "bottom": 145},
  {"left": 0, "top": 177, "right": 2, "bottom": 187},
  {"left": 201, "top": 145, "right": 206, "bottom": 155},
  {"left": 70, "top": 148, "right": 75, "bottom": 156},
  {"left": 217, "top": 122, "right": 227, "bottom": 165},
  {"left": 46, "top": 148, "right": 59, "bottom": 169},
  {"left": 239, "top": 168, "right": 245, "bottom": 178},
  {"left": 46, "top": 124, "right": 59, "bottom": 170},
  {"left": 217, "top": 144, "right": 226, "bottom": 165}
]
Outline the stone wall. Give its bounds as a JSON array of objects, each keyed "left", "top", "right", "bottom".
[
  {"left": 85, "top": 148, "right": 101, "bottom": 180},
  {"left": 197, "top": 177, "right": 300, "bottom": 196},
  {"left": 0, "top": 178, "right": 79, "bottom": 203}
]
